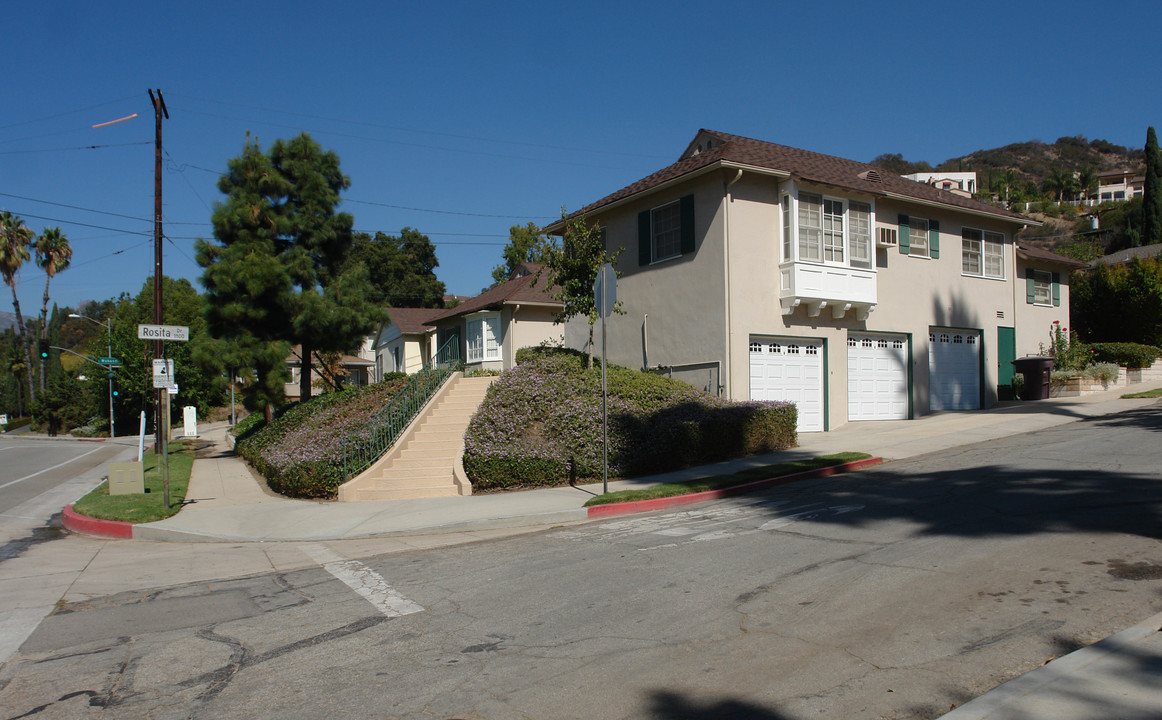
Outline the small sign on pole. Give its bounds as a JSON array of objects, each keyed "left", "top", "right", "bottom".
[{"left": 152, "top": 358, "right": 175, "bottom": 389}]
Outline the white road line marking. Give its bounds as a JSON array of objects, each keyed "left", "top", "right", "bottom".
[
  {"left": 302, "top": 544, "right": 424, "bottom": 618},
  {"left": 0, "top": 446, "right": 104, "bottom": 491}
]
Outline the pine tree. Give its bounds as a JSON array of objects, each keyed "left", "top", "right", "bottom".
[
  {"left": 1143, "top": 126, "right": 1162, "bottom": 246},
  {"left": 197, "top": 133, "right": 382, "bottom": 417}
]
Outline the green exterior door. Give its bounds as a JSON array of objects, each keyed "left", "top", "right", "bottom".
[{"left": 997, "top": 326, "right": 1016, "bottom": 399}]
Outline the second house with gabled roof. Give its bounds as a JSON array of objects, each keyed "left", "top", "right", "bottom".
[{"left": 544, "top": 129, "right": 1086, "bottom": 432}]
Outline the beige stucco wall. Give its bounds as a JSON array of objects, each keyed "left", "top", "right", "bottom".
[
  {"left": 1013, "top": 259, "right": 1073, "bottom": 358},
  {"left": 582, "top": 172, "right": 729, "bottom": 382},
  {"left": 570, "top": 169, "right": 1071, "bottom": 429},
  {"left": 503, "top": 305, "right": 563, "bottom": 364}
]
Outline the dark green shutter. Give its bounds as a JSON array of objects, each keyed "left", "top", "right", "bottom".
[
  {"left": 1052, "top": 272, "right": 1061, "bottom": 306},
  {"left": 680, "top": 194, "right": 696, "bottom": 255},
  {"left": 638, "top": 209, "right": 651, "bottom": 266},
  {"left": 929, "top": 219, "right": 940, "bottom": 259},
  {"left": 898, "top": 214, "right": 910, "bottom": 254},
  {"left": 1025, "top": 268, "right": 1035, "bottom": 304}
]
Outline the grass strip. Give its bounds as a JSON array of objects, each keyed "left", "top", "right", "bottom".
[
  {"left": 1122, "top": 387, "right": 1162, "bottom": 398},
  {"left": 584, "top": 452, "right": 873, "bottom": 507},
  {"left": 72, "top": 441, "right": 196, "bottom": 523}
]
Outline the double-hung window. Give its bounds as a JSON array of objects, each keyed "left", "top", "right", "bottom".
[
  {"left": 798, "top": 192, "right": 823, "bottom": 262},
  {"left": 465, "top": 313, "right": 501, "bottom": 363},
  {"left": 908, "top": 217, "right": 930, "bottom": 258},
  {"left": 1026, "top": 269, "right": 1059, "bottom": 307},
  {"left": 823, "top": 198, "right": 845, "bottom": 262},
  {"left": 962, "top": 228, "right": 1005, "bottom": 279},
  {"left": 848, "top": 201, "right": 872, "bottom": 269},
  {"left": 650, "top": 201, "right": 682, "bottom": 262}
]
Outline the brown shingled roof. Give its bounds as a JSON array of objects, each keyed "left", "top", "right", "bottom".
[
  {"left": 426, "top": 262, "right": 562, "bottom": 323},
  {"left": 546, "top": 129, "right": 1035, "bottom": 231},
  {"left": 1015, "top": 244, "right": 1091, "bottom": 269},
  {"left": 384, "top": 307, "right": 444, "bottom": 334}
]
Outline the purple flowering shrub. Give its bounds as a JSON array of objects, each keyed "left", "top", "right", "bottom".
[
  {"left": 464, "top": 350, "right": 796, "bottom": 490},
  {"left": 235, "top": 377, "right": 410, "bottom": 498}
]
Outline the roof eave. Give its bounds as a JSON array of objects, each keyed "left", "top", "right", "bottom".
[
  {"left": 879, "top": 190, "right": 1041, "bottom": 227},
  {"left": 544, "top": 160, "right": 790, "bottom": 234}
]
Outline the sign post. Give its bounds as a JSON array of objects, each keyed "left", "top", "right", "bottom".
[
  {"left": 593, "top": 263, "right": 617, "bottom": 495},
  {"left": 140, "top": 324, "right": 188, "bottom": 510}
]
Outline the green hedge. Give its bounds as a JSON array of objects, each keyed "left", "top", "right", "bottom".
[
  {"left": 1087, "top": 342, "right": 1162, "bottom": 369},
  {"left": 464, "top": 350, "right": 797, "bottom": 491}
]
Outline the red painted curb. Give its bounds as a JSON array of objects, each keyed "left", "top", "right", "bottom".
[
  {"left": 587, "top": 457, "right": 883, "bottom": 519},
  {"left": 62, "top": 504, "right": 134, "bottom": 539}
]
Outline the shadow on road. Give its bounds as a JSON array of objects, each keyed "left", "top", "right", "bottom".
[{"left": 647, "top": 690, "right": 789, "bottom": 719}]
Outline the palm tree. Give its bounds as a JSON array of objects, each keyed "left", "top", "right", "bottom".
[
  {"left": 0, "top": 211, "right": 35, "bottom": 400},
  {"left": 1042, "top": 167, "right": 1077, "bottom": 203},
  {"left": 35, "top": 227, "right": 72, "bottom": 393},
  {"left": 1076, "top": 165, "right": 1098, "bottom": 205}
]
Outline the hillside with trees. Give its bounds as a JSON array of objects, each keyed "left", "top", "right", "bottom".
[{"left": 872, "top": 133, "right": 1153, "bottom": 260}]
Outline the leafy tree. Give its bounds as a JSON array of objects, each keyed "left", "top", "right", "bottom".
[
  {"left": 1144, "top": 126, "right": 1162, "bottom": 246},
  {"left": 34, "top": 227, "right": 71, "bottom": 393},
  {"left": 348, "top": 228, "right": 446, "bottom": 308},
  {"left": 198, "top": 132, "right": 383, "bottom": 414},
  {"left": 544, "top": 210, "right": 624, "bottom": 368},
  {"left": 1071, "top": 257, "right": 1162, "bottom": 346},
  {"left": 491, "top": 222, "right": 555, "bottom": 285},
  {"left": 0, "top": 211, "right": 35, "bottom": 400}
]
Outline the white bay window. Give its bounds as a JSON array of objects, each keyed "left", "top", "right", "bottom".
[{"left": 466, "top": 312, "right": 501, "bottom": 363}]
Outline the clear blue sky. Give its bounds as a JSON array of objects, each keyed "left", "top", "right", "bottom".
[{"left": 3, "top": 0, "right": 1159, "bottom": 318}]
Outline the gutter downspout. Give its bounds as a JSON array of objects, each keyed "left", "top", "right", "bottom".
[{"left": 723, "top": 168, "right": 743, "bottom": 397}]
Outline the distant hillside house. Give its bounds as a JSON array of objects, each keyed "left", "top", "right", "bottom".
[
  {"left": 902, "top": 171, "right": 977, "bottom": 197},
  {"left": 1096, "top": 170, "right": 1144, "bottom": 204},
  {"left": 1095, "top": 243, "right": 1162, "bottom": 266}
]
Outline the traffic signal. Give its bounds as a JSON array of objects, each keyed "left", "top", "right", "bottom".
[{"left": 38, "top": 339, "right": 49, "bottom": 359}]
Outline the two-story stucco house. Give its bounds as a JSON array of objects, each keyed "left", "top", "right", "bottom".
[{"left": 545, "top": 129, "right": 1085, "bottom": 432}]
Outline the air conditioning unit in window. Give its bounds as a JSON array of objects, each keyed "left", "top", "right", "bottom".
[{"left": 877, "top": 227, "right": 898, "bottom": 248}]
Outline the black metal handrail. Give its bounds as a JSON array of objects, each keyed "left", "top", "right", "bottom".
[{"left": 342, "top": 336, "right": 461, "bottom": 480}]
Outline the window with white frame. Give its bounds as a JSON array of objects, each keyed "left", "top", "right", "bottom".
[
  {"left": 1031, "top": 270, "right": 1052, "bottom": 305},
  {"left": 963, "top": 228, "right": 1005, "bottom": 279},
  {"left": 651, "top": 201, "right": 682, "bottom": 262},
  {"left": 797, "top": 192, "right": 823, "bottom": 261},
  {"left": 909, "top": 217, "right": 930, "bottom": 257},
  {"left": 465, "top": 313, "right": 501, "bottom": 363},
  {"left": 848, "top": 201, "right": 872, "bottom": 269},
  {"left": 786, "top": 189, "right": 878, "bottom": 270},
  {"left": 823, "top": 198, "right": 845, "bottom": 262}
]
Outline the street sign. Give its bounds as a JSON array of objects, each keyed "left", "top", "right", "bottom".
[
  {"left": 152, "top": 358, "right": 175, "bottom": 389},
  {"left": 138, "top": 324, "right": 189, "bottom": 342},
  {"left": 97, "top": 356, "right": 121, "bottom": 366},
  {"left": 593, "top": 263, "right": 617, "bottom": 319}
]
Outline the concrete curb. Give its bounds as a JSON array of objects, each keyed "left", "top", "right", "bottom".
[
  {"left": 587, "top": 457, "right": 884, "bottom": 518},
  {"left": 938, "top": 610, "right": 1162, "bottom": 719},
  {"left": 61, "top": 503, "right": 134, "bottom": 539}
]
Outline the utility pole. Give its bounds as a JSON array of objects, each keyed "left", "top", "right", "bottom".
[{"left": 149, "top": 89, "right": 168, "bottom": 462}]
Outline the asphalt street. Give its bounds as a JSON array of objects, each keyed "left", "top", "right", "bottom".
[{"left": 1, "top": 407, "right": 1160, "bottom": 719}]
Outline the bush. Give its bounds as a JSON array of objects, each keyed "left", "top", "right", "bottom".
[
  {"left": 1084, "top": 363, "right": 1120, "bottom": 384},
  {"left": 464, "top": 350, "right": 797, "bottom": 490},
  {"left": 1087, "top": 342, "right": 1162, "bottom": 369},
  {"left": 1046, "top": 325, "right": 1090, "bottom": 371},
  {"left": 234, "top": 377, "right": 411, "bottom": 498}
]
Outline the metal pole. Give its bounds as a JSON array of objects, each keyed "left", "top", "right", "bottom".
[
  {"left": 601, "top": 302, "right": 608, "bottom": 495},
  {"left": 106, "top": 318, "right": 115, "bottom": 438},
  {"left": 161, "top": 386, "right": 170, "bottom": 509}
]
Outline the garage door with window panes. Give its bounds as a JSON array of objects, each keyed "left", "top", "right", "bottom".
[
  {"left": 847, "top": 334, "right": 909, "bottom": 421},
  {"left": 749, "top": 338, "right": 823, "bottom": 432},
  {"left": 928, "top": 329, "right": 981, "bottom": 411}
]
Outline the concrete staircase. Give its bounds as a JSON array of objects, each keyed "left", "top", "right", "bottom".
[{"left": 337, "top": 374, "right": 495, "bottom": 501}]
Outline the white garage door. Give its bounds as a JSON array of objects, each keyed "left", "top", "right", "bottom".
[
  {"left": 749, "top": 338, "right": 823, "bottom": 432},
  {"left": 847, "top": 334, "right": 909, "bottom": 421},
  {"left": 929, "top": 329, "right": 981, "bottom": 411}
]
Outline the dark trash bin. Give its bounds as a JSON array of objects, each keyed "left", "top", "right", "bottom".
[{"left": 1012, "top": 356, "right": 1054, "bottom": 400}]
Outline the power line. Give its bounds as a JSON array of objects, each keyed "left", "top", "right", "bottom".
[
  {"left": 0, "top": 192, "right": 152, "bottom": 223},
  {"left": 0, "top": 141, "right": 151, "bottom": 155},
  {"left": 346, "top": 198, "right": 554, "bottom": 220},
  {"left": 0, "top": 95, "right": 141, "bottom": 131}
]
